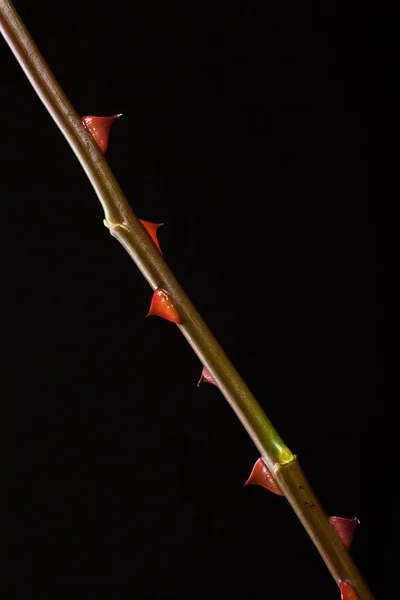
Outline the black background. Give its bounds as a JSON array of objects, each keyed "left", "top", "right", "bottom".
[{"left": 1, "top": 1, "right": 389, "bottom": 599}]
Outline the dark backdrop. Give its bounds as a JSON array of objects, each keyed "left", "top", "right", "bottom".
[{"left": 1, "top": 2, "right": 387, "bottom": 599}]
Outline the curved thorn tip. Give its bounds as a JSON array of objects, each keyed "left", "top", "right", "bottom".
[
  {"left": 197, "top": 366, "right": 217, "bottom": 387},
  {"left": 147, "top": 288, "right": 182, "bottom": 324},
  {"left": 329, "top": 516, "right": 360, "bottom": 549},
  {"left": 81, "top": 114, "right": 121, "bottom": 153},
  {"left": 244, "top": 457, "right": 283, "bottom": 496},
  {"left": 139, "top": 220, "right": 163, "bottom": 254}
]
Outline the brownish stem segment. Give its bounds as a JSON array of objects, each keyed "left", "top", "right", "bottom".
[{"left": 274, "top": 457, "right": 373, "bottom": 599}]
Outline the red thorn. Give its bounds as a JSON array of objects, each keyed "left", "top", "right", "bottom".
[
  {"left": 329, "top": 516, "right": 360, "bottom": 549},
  {"left": 197, "top": 366, "right": 217, "bottom": 387},
  {"left": 340, "top": 581, "right": 360, "bottom": 600},
  {"left": 244, "top": 458, "right": 283, "bottom": 496},
  {"left": 147, "top": 288, "right": 182, "bottom": 324},
  {"left": 81, "top": 114, "right": 122, "bottom": 153},
  {"left": 139, "top": 220, "right": 163, "bottom": 254}
]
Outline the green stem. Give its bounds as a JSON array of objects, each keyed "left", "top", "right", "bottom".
[{"left": 0, "top": 2, "right": 374, "bottom": 598}]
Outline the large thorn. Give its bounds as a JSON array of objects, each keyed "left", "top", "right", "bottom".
[
  {"left": 147, "top": 288, "right": 182, "bottom": 324},
  {"left": 81, "top": 114, "right": 122, "bottom": 153},
  {"left": 244, "top": 457, "right": 283, "bottom": 496}
]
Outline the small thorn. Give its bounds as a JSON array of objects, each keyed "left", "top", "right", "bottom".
[
  {"left": 340, "top": 581, "right": 360, "bottom": 600},
  {"left": 244, "top": 458, "right": 283, "bottom": 496},
  {"left": 139, "top": 220, "right": 163, "bottom": 254},
  {"left": 147, "top": 288, "right": 182, "bottom": 324},
  {"left": 329, "top": 516, "right": 360, "bottom": 549},
  {"left": 197, "top": 366, "right": 217, "bottom": 387},
  {"left": 81, "top": 114, "right": 122, "bottom": 153}
]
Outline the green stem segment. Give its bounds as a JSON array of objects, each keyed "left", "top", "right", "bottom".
[
  {"left": 0, "top": 2, "right": 374, "bottom": 598},
  {"left": 0, "top": 0, "right": 289, "bottom": 469}
]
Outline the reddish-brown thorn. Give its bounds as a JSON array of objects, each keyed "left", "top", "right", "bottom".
[
  {"left": 329, "top": 516, "right": 360, "bottom": 550},
  {"left": 147, "top": 288, "right": 182, "bottom": 324},
  {"left": 139, "top": 220, "right": 163, "bottom": 254},
  {"left": 340, "top": 581, "right": 360, "bottom": 600},
  {"left": 197, "top": 366, "right": 217, "bottom": 387},
  {"left": 81, "top": 114, "right": 122, "bottom": 153},
  {"left": 243, "top": 457, "right": 283, "bottom": 496}
]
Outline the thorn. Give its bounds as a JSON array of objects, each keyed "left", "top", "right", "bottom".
[
  {"left": 197, "top": 366, "right": 217, "bottom": 387},
  {"left": 147, "top": 288, "right": 182, "bottom": 324},
  {"left": 340, "top": 581, "right": 360, "bottom": 600},
  {"left": 81, "top": 114, "right": 122, "bottom": 153},
  {"left": 244, "top": 457, "right": 283, "bottom": 496},
  {"left": 139, "top": 220, "right": 163, "bottom": 254},
  {"left": 329, "top": 516, "right": 360, "bottom": 549}
]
